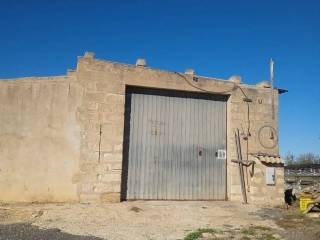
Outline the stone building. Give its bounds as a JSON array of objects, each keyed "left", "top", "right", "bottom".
[{"left": 0, "top": 52, "right": 286, "bottom": 204}]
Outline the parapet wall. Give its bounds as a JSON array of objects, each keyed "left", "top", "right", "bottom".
[{"left": 0, "top": 76, "right": 82, "bottom": 202}]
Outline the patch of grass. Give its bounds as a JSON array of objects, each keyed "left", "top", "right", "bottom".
[
  {"left": 241, "top": 227, "right": 256, "bottom": 236},
  {"left": 183, "top": 228, "right": 219, "bottom": 240},
  {"left": 241, "top": 226, "right": 279, "bottom": 240},
  {"left": 274, "top": 207, "right": 320, "bottom": 239},
  {"left": 184, "top": 226, "right": 280, "bottom": 240},
  {"left": 275, "top": 209, "right": 309, "bottom": 229},
  {"left": 258, "top": 233, "right": 278, "bottom": 240},
  {"left": 241, "top": 236, "right": 251, "bottom": 240}
]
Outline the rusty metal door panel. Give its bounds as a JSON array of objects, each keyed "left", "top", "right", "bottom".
[{"left": 126, "top": 89, "right": 227, "bottom": 200}]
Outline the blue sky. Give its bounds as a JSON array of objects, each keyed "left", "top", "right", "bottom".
[{"left": 0, "top": 0, "right": 319, "bottom": 156}]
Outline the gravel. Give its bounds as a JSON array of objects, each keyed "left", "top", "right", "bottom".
[{"left": 0, "top": 201, "right": 282, "bottom": 240}]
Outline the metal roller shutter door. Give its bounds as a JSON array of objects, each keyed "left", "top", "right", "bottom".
[{"left": 126, "top": 89, "right": 227, "bottom": 200}]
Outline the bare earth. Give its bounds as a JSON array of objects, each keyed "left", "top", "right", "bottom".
[{"left": 0, "top": 201, "right": 286, "bottom": 240}]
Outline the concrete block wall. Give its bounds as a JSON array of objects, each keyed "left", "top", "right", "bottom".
[
  {"left": 249, "top": 161, "right": 284, "bottom": 204},
  {"left": 74, "top": 54, "right": 125, "bottom": 203},
  {"left": 73, "top": 53, "right": 284, "bottom": 205},
  {"left": 228, "top": 86, "right": 283, "bottom": 204}
]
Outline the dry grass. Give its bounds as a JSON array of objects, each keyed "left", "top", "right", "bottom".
[
  {"left": 275, "top": 207, "right": 320, "bottom": 240},
  {"left": 184, "top": 226, "right": 280, "bottom": 240}
]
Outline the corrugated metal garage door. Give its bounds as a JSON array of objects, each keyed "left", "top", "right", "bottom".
[{"left": 125, "top": 88, "right": 227, "bottom": 200}]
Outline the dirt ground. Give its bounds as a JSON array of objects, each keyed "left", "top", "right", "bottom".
[{"left": 0, "top": 201, "right": 319, "bottom": 240}]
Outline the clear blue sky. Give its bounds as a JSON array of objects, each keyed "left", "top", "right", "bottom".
[{"left": 0, "top": 0, "right": 319, "bottom": 156}]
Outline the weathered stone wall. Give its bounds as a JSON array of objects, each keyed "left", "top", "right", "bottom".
[
  {"left": 0, "top": 53, "right": 284, "bottom": 205},
  {"left": 73, "top": 53, "right": 284, "bottom": 205},
  {"left": 249, "top": 161, "right": 284, "bottom": 204},
  {"left": 0, "top": 75, "right": 82, "bottom": 202},
  {"left": 73, "top": 54, "right": 125, "bottom": 203},
  {"left": 228, "top": 87, "right": 283, "bottom": 204}
]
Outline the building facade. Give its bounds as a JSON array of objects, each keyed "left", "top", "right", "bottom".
[{"left": 0, "top": 52, "right": 285, "bottom": 204}]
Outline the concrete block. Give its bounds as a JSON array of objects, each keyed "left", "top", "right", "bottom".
[
  {"left": 100, "top": 112, "right": 124, "bottom": 123},
  {"left": 85, "top": 92, "right": 105, "bottom": 102},
  {"left": 86, "top": 112, "right": 100, "bottom": 120},
  {"left": 72, "top": 173, "right": 97, "bottom": 183},
  {"left": 99, "top": 103, "right": 118, "bottom": 113},
  {"left": 101, "top": 173, "right": 121, "bottom": 182},
  {"left": 80, "top": 183, "right": 94, "bottom": 193},
  {"left": 85, "top": 102, "right": 99, "bottom": 110},
  {"left": 230, "top": 185, "right": 242, "bottom": 194},
  {"left": 113, "top": 144, "right": 122, "bottom": 152},
  {"left": 100, "top": 142, "right": 113, "bottom": 152},
  {"left": 102, "top": 153, "right": 122, "bottom": 162},
  {"left": 100, "top": 192, "right": 121, "bottom": 203},
  {"left": 86, "top": 82, "right": 96, "bottom": 91},
  {"left": 79, "top": 193, "right": 100, "bottom": 203},
  {"left": 103, "top": 153, "right": 113, "bottom": 161},
  {"left": 96, "top": 83, "right": 124, "bottom": 94},
  {"left": 95, "top": 163, "right": 112, "bottom": 173},
  {"left": 93, "top": 183, "right": 113, "bottom": 193},
  {"left": 111, "top": 162, "right": 122, "bottom": 170},
  {"left": 105, "top": 94, "right": 125, "bottom": 104},
  {"left": 80, "top": 162, "right": 97, "bottom": 173}
]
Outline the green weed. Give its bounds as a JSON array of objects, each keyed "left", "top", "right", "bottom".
[{"left": 184, "top": 228, "right": 219, "bottom": 240}]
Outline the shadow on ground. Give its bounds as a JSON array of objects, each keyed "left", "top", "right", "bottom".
[
  {"left": 248, "top": 207, "right": 283, "bottom": 220},
  {"left": 246, "top": 206, "right": 320, "bottom": 240},
  {"left": 0, "top": 223, "right": 103, "bottom": 240}
]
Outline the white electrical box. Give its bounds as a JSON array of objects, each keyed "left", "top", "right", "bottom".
[
  {"left": 217, "top": 149, "right": 227, "bottom": 160},
  {"left": 266, "top": 167, "right": 276, "bottom": 185}
]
